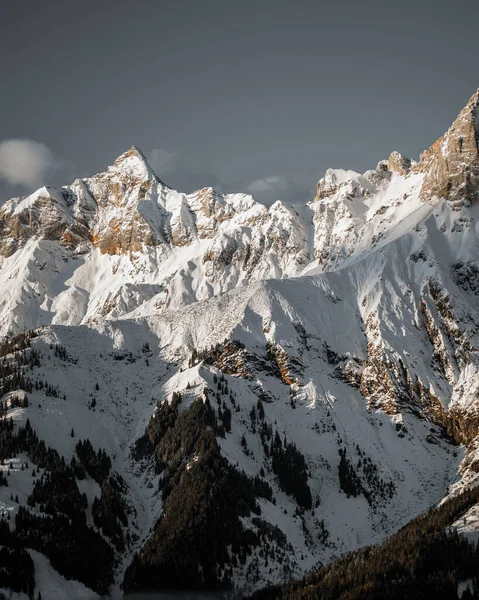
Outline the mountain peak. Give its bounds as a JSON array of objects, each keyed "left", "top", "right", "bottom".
[
  {"left": 315, "top": 168, "right": 360, "bottom": 200},
  {"left": 111, "top": 145, "right": 160, "bottom": 183},
  {"left": 387, "top": 151, "right": 412, "bottom": 175},
  {"left": 114, "top": 145, "right": 147, "bottom": 163}
]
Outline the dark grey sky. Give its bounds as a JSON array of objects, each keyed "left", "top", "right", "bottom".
[{"left": 1, "top": 0, "right": 478, "bottom": 204}]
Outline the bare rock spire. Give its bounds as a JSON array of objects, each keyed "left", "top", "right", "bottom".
[{"left": 418, "top": 89, "right": 479, "bottom": 205}]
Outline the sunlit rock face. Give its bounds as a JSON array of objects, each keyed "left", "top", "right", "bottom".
[{"left": 418, "top": 90, "right": 479, "bottom": 206}]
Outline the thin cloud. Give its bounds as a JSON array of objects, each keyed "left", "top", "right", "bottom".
[
  {"left": 148, "top": 148, "right": 223, "bottom": 192},
  {"left": 147, "top": 148, "right": 312, "bottom": 206},
  {"left": 246, "top": 175, "right": 310, "bottom": 206},
  {"left": 0, "top": 139, "right": 56, "bottom": 189}
]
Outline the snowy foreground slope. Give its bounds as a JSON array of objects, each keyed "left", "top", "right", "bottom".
[{"left": 1, "top": 90, "right": 479, "bottom": 598}]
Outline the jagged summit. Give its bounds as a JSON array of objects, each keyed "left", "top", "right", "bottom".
[
  {"left": 113, "top": 144, "right": 147, "bottom": 164},
  {"left": 374, "top": 152, "right": 413, "bottom": 175},
  {"left": 387, "top": 151, "right": 412, "bottom": 174},
  {"left": 110, "top": 145, "right": 165, "bottom": 185},
  {"left": 0, "top": 89, "right": 477, "bottom": 276},
  {"left": 315, "top": 168, "right": 361, "bottom": 200},
  {"left": 0, "top": 88, "right": 478, "bottom": 304}
]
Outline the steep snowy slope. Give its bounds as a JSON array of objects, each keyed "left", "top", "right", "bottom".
[
  {"left": 1, "top": 90, "right": 479, "bottom": 598},
  {"left": 0, "top": 158, "right": 427, "bottom": 337},
  {"left": 0, "top": 278, "right": 463, "bottom": 597},
  {"left": 0, "top": 113, "right": 447, "bottom": 338}
]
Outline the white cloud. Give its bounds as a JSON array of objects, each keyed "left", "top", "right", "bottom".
[
  {"left": 0, "top": 139, "right": 56, "bottom": 189},
  {"left": 247, "top": 175, "right": 290, "bottom": 195},
  {"left": 147, "top": 148, "right": 312, "bottom": 205}
]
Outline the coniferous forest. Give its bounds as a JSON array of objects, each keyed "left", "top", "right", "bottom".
[
  {"left": 0, "top": 403, "right": 117, "bottom": 596},
  {"left": 251, "top": 484, "right": 479, "bottom": 600},
  {"left": 2, "top": 329, "right": 479, "bottom": 599}
]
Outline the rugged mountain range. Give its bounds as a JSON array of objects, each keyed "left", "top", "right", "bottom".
[{"left": 1, "top": 90, "right": 479, "bottom": 599}]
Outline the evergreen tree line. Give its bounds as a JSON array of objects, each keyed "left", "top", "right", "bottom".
[
  {"left": 74, "top": 438, "right": 112, "bottom": 484},
  {"left": 269, "top": 430, "right": 312, "bottom": 510},
  {"left": 0, "top": 546, "right": 35, "bottom": 599},
  {"left": 28, "top": 463, "right": 88, "bottom": 522},
  {"left": 0, "top": 346, "right": 66, "bottom": 398},
  {"left": 133, "top": 391, "right": 183, "bottom": 459},
  {"left": 258, "top": 412, "right": 312, "bottom": 510},
  {"left": 337, "top": 446, "right": 396, "bottom": 506},
  {"left": 51, "top": 343, "right": 71, "bottom": 362},
  {"left": 338, "top": 446, "right": 363, "bottom": 498},
  {"left": 123, "top": 396, "right": 280, "bottom": 593},
  {"left": 92, "top": 473, "right": 129, "bottom": 551},
  {"left": 12, "top": 506, "right": 114, "bottom": 596},
  {"left": 8, "top": 393, "right": 29, "bottom": 409},
  {"left": 0, "top": 331, "right": 66, "bottom": 400},
  {"left": 73, "top": 438, "right": 129, "bottom": 551},
  {"left": 0, "top": 418, "right": 116, "bottom": 595},
  {"left": 251, "top": 484, "right": 479, "bottom": 600},
  {"left": 0, "top": 393, "right": 28, "bottom": 421},
  {"left": 0, "top": 331, "right": 42, "bottom": 396}
]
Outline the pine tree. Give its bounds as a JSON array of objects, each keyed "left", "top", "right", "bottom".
[{"left": 257, "top": 398, "right": 265, "bottom": 420}]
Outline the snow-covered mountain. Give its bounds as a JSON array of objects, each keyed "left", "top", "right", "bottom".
[{"left": 1, "top": 90, "right": 479, "bottom": 599}]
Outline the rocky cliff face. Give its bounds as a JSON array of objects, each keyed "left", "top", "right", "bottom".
[
  {"left": 418, "top": 89, "right": 479, "bottom": 206},
  {"left": 0, "top": 186, "right": 91, "bottom": 256}
]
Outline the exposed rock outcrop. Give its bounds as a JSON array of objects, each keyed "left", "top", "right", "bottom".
[
  {"left": 387, "top": 151, "right": 412, "bottom": 175},
  {"left": 418, "top": 89, "right": 479, "bottom": 205}
]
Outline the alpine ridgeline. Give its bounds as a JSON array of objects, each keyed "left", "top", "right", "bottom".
[{"left": 1, "top": 91, "right": 479, "bottom": 599}]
